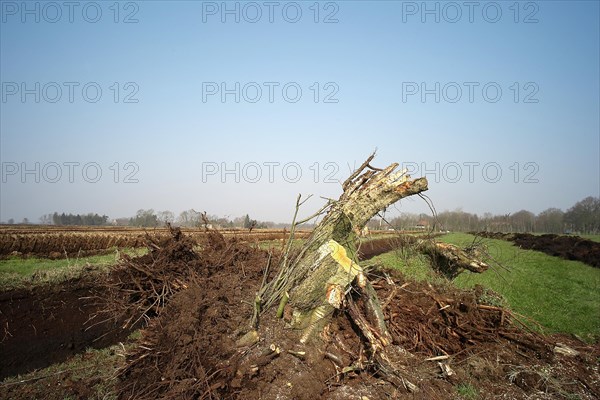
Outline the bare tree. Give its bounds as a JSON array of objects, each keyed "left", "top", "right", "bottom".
[
  {"left": 510, "top": 210, "right": 536, "bottom": 232},
  {"left": 536, "top": 208, "right": 564, "bottom": 234},
  {"left": 564, "top": 196, "right": 600, "bottom": 234},
  {"left": 157, "top": 210, "right": 175, "bottom": 225}
]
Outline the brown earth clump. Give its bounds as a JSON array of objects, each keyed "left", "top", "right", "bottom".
[
  {"left": 113, "top": 227, "right": 273, "bottom": 399},
  {"left": 0, "top": 232, "right": 149, "bottom": 258}
]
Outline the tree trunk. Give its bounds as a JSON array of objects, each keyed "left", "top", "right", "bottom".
[
  {"left": 260, "top": 154, "right": 488, "bottom": 391},
  {"left": 258, "top": 155, "right": 425, "bottom": 389},
  {"left": 263, "top": 154, "right": 427, "bottom": 325}
]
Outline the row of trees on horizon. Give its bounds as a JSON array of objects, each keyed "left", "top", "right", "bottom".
[
  {"left": 4, "top": 196, "right": 599, "bottom": 235},
  {"left": 379, "top": 196, "right": 599, "bottom": 234}
]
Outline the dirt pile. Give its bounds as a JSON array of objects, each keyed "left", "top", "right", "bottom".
[
  {"left": 473, "top": 232, "right": 600, "bottom": 268},
  {"left": 100, "top": 227, "right": 204, "bottom": 328},
  {"left": 3, "top": 229, "right": 599, "bottom": 399},
  {"left": 110, "top": 231, "right": 599, "bottom": 399},
  {"left": 357, "top": 235, "right": 442, "bottom": 261},
  {"left": 113, "top": 228, "right": 272, "bottom": 399},
  {"left": 376, "top": 275, "right": 548, "bottom": 357}
]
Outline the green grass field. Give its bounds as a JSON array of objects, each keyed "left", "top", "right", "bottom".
[
  {"left": 580, "top": 234, "right": 600, "bottom": 243},
  {"left": 0, "top": 247, "right": 146, "bottom": 290},
  {"left": 373, "top": 233, "right": 600, "bottom": 341}
]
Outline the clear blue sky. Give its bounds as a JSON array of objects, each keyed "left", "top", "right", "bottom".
[{"left": 1, "top": 0, "right": 599, "bottom": 223}]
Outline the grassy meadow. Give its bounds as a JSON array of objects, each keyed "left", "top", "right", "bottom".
[
  {"left": 372, "top": 233, "right": 600, "bottom": 341},
  {"left": 0, "top": 248, "right": 147, "bottom": 290}
]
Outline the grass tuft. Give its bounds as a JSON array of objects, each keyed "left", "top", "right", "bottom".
[{"left": 456, "top": 382, "right": 479, "bottom": 399}]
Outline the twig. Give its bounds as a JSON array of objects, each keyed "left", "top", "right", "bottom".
[
  {"left": 342, "top": 151, "right": 376, "bottom": 191},
  {"left": 276, "top": 291, "right": 289, "bottom": 319},
  {"left": 282, "top": 194, "right": 303, "bottom": 272}
]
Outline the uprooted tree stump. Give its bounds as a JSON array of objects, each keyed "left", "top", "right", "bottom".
[
  {"left": 99, "top": 153, "right": 600, "bottom": 400},
  {"left": 100, "top": 154, "right": 496, "bottom": 399},
  {"left": 252, "top": 153, "right": 489, "bottom": 392}
]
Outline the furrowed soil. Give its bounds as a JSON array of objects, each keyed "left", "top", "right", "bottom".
[
  {"left": 0, "top": 226, "right": 312, "bottom": 259},
  {"left": 359, "top": 237, "right": 409, "bottom": 260},
  {"left": 473, "top": 232, "right": 600, "bottom": 268},
  {"left": 2, "top": 230, "right": 599, "bottom": 399}
]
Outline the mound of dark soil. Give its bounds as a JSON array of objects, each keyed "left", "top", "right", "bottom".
[
  {"left": 0, "top": 226, "right": 221, "bottom": 380},
  {"left": 357, "top": 235, "right": 442, "bottom": 261},
  {"left": 358, "top": 237, "right": 409, "bottom": 261},
  {"left": 0, "top": 278, "right": 133, "bottom": 379},
  {"left": 0, "top": 232, "right": 149, "bottom": 259},
  {"left": 116, "top": 229, "right": 272, "bottom": 399},
  {"left": 512, "top": 233, "right": 600, "bottom": 267}
]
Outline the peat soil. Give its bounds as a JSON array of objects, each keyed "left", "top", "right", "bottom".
[
  {"left": 0, "top": 277, "right": 134, "bottom": 379},
  {"left": 0, "top": 234, "right": 404, "bottom": 379},
  {"left": 1, "top": 230, "right": 599, "bottom": 399},
  {"left": 357, "top": 234, "right": 442, "bottom": 261},
  {"left": 473, "top": 232, "right": 600, "bottom": 268},
  {"left": 358, "top": 237, "right": 407, "bottom": 260}
]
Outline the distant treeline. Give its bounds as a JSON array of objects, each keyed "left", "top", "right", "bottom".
[
  {"left": 124, "top": 209, "right": 302, "bottom": 229},
  {"left": 47, "top": 212, "right": 109, "bottom": 226},
  {"left": 374, "top": 196, "right": 599, "bottom": 234},
  {"left": 15, "top": 196, "right": 600, "bottom": 234}
]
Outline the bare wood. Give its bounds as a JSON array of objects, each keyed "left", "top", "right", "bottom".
[
  {"left": 259, "top": 155, "right": 490, "bottom": 393},
  {"left": 263, "top": 162, "right": 429, "bottom": 313}
]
